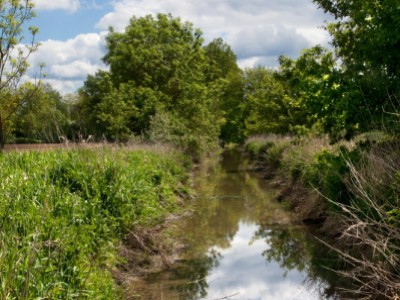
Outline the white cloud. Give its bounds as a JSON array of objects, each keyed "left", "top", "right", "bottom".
[
  {"left": 27, "top": 32, "right": 107, "bottom": 93},
  {"left": 33, "top": 0, "right": 81, "bottom": 12},
  {"left": 32, "top": 32, "right": 107, "bottom": 66},
  {"left": 238, "top": 56, "right": 280, "bottom": 69},
  {"left": 50, "top": 60, "right": 102, "bottom": 79},
  {"left": 26, "top": 0, "right": 334, "bottom": 93},
  {"left": 41, "top": 78, "right": 83, "bottom": 93},
  {"left": 96, "top": 0, "right": 333, "bottom": 69}
]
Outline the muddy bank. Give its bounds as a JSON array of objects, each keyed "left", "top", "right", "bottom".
[
  {"left": 114, "top": 212, "right": 193, "bottom": 299},
  {"left": 245, "top": 151, "right": 345, "bottom": 238}
]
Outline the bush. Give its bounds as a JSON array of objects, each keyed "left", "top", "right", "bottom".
[{"left": 300, "top": 147, "right": 360, "bottom": 204}]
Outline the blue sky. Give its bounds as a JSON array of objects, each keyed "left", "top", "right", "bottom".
[
  {"left": 26, "top": 0, "right": 333, "bottom": 94},
  {"left": 32, "top": 1, "right": 112, "bottom": 41}
]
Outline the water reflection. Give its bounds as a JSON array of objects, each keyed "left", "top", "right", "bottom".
[
  {"left": 254, "top": 225, "right": 340, "bottom": 299},
  {"left": 203, "top": 222, "right": 331, "bottom": 300},
  {"left": 133, "top": 151, "right": 341, "bottom": 299}
]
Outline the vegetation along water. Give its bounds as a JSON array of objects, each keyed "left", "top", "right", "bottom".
[
  {"left": 130, "top": 150, "right": 345, "bottom": 299},
  {"left": 0, "top": 145, "right": 190, "bottom": 299},
  {"left": 0, "top": 0, "right": 399, "bottom": 298}
]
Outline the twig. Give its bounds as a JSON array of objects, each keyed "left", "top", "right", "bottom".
[{"left": 209, "top": 292, "right": 240, "bottom": 300}]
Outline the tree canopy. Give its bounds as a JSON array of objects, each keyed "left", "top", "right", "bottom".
[
  {"left": 78, "top": 14, "right": 231, "bottom": 155},
  {"left": 314, "top": 0, "right": 400, "bottom": 81},
  {"left": 0, "top": 0, "right": 39, "bottom": 148},
  {"left": 103, "top": 13, "right": 205, "bottom": 92},
  {"left": 14, "top": 3, "right": 397, "bottom": 151}
]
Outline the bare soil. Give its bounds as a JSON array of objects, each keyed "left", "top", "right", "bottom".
[{"left": 114, "top": 213, "right": 191, "bottom": 300}]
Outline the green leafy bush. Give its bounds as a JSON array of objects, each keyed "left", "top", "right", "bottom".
[{"left": 301, "top": 149, "right": 354, "bottom": 203}]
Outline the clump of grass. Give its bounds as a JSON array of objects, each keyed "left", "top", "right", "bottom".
[
  {"left": 0, "top": 146, "right": 189, "bottom": 299},
  {"left": 245, "top": 134, "right": 293, "bottom": 168}
]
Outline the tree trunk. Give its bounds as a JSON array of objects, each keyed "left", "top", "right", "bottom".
[{"left": 0, "top": 114, "right": 4, "bottom": 150}]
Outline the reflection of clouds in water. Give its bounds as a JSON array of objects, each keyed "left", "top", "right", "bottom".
[{"left": 204, "top": 222, "right": 320, "bottom": 300}]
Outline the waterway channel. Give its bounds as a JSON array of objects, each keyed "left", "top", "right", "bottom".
[{"left": 133, "top": 150, "right": 342, "bottom": 299}]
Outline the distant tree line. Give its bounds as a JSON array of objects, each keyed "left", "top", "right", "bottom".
[{"left": 3, "top": 0, "right": 400, "bottom": 154}]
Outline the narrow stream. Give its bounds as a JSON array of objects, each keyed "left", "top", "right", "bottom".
[{"left": 133, "top": 151, "right": 342, "bottom": 299}]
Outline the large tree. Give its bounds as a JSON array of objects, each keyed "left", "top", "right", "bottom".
[
  {"left": 241, "top": 67, "right": 291, "bottom": 136},
  {"left": 204, "top": 38, "right": 245, "bottom": 143},
  {"left": 0, "top": 0, "right": 39, "bottom": 148},
  {"left": 277, "top": 46, "right": 342, "bottom": 134},
  {"left": 80, "top": 14, "right": 226, "bottom": 155},
  {"left": 13, "top": 83, "right": 70, "bottom": 143},
  {"left": 103, "top": 13, "right": 205, "bottom": 95},
  {"left": 313, "top": 0, "right": 400, "bottom": 132},
  {"left": 314, "top": 0, "right": 400, "bottom": 80}
]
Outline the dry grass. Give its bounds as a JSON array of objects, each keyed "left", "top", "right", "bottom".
[
  {"left": 282, "top": 135, "right": 355, "bottom": 169},
  {"left": 326, "top": 142, "right": 400, "bottom": 299},
  {"left": 3, "top": 141, "right": 177, "bottom": 155},
  {"left": 245, "top": 133, "right": 292, "bottom": 144}
]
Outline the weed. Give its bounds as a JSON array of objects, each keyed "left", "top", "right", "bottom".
[{"left": 0, "top": 146, "right": 189, "bottom": 299}]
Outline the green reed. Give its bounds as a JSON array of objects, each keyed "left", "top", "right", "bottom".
[{"left": 0, "top": 146, "right": 189, "bottom": 299}]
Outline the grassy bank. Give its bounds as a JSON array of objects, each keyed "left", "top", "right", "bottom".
[
  {"left": 245, "top": 133, "right": 400, "bottom": 298},
  {"left": 245, "top": 134, "right": 358, "bottom": 214},
  {"left": 0, "top": 145, "right": 190, "bottom": 299}
]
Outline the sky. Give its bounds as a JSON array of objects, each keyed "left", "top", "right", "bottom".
[{"left": 25, "top": 0, "right": 334, "bottom": 94}]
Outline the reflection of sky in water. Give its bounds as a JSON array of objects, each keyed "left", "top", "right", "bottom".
[
  {"left": 203, "top": 222, "right": 323, "bottom": 300},
  {"left": 136, "top": 157, "right": 339, "bottom": 299}
]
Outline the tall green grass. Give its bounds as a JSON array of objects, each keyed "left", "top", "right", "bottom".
[
  {"left": 0, "top": 146, "right": 189, "bottom": 299},
  {"left": 245, "top": 135, "right": 358, "bottom": 204}
]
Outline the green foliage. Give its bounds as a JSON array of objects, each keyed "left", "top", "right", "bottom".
[
  {"left": 204, "top": 38, "right": 244, "bottom": 143},
  {"left": 78, "top": 14, "right": 229, "bottom": 155},
  {"left": 218, "top": 72, "right": 245, "bottom": 143},
  {"left": 13, "top": 83, "right": 70, "bottom": 143},
  {"left": 314, "top": 0, "right": 400, "bottom": 82},
  {"left": 104, "top": 13, "right": 204, "bottom": 90},
  {"left": 148, "top": 81, "right": 224, "bottom": 159},
  {"left": 242, "top": 67, "right": 292, "bottom": 136},
  {"left": 301, "top": 148, "right": 356, "bottom": 203},
  {"left": 245, "top": 139, "right": 274, "bottom": 158},
  {"left": 77, "top": 71, "right": 114, "bottom": 137},
  {"left": 94, "top": 84, "right": 163, "bottom": 141},
  {"left": 203, "top": 37, "right": 241, "bottom": 82},
  {"left": 276, "top": 46, "right": 352, "bottom": 138},
  {"left": 245, "top": 135, "right": 293, "bottom": 168},
  {"left": 313, "top": 0, "right": 400, "bottom": 137},
  {"left": 246, "top": 135, "right": 360, "bottom": 204},
  {"left": 0, "top": 147, "right": 189, "bottom": 298},
  {"left": 0, "top": 0, "right": 39, "bottom": 148}
]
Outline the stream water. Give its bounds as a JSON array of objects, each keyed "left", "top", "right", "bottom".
[{"left": 133, "top": 151, "right": 342, "bottom": 299}]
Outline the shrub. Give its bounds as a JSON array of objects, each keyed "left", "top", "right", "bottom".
[{"left": 300, "top": 147, "right": 360, "bottom": 204}]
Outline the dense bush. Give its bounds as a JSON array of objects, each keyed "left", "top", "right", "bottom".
[{"left": 300, "top": 148, "right": 360, "bottom": 204}]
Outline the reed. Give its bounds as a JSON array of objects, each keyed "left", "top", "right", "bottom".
[{"left": 0, "top": 146, "right": 189, "bottom": 299}]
